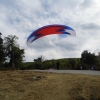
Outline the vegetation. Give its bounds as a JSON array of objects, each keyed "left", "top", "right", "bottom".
[
  {"left": 0, "top": 34, "right": 25, "bottom": 70},
  {"left": 0, "top": 33, "right": 100, "bottom": 70},
  {"left": 80, "top": 50, "right": 97, "bottom": 69},
  {"left": 0, "top": 71, "right": 100, "bottom": 100},
  {"left": 22, "top": 54, "right": 100, "bottom": 70},
  {"left": 0, "top": 33, "right": 5, "bottom": 68}
]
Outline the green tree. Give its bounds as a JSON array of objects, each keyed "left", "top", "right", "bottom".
[
  {"left": 3, "top": 35, "right": 25, "bottom": 69},
  {"left": 80, "top": 50, "right": 97, "bottom": 67},
  {"left": 0, "top": 32, "right": 5, "bottom": 68},
  {"left": 34, "top": 56, "right": 45, "bottom": 69},
  {"left": 67, "top": 58, "right": 76, "bottom": 69}
]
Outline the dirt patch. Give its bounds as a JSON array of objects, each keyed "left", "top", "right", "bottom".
[{"left": 0, "top": 70, "right": 100, "bottom": 100}]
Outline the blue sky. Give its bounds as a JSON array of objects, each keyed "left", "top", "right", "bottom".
[{"left": 0, "top": 0, "right": 100, "bottom": 62}]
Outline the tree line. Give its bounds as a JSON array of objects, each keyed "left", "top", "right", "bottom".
[
  {"left": 0, "top": 32, "right": 100, "bottom": 70},
  {"left": 22, "top": 51, "right": 100, "bottom": 70}
]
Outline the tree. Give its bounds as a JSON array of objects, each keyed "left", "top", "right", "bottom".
[
  {"left": 80, "top": 50, "right": 97, "bottom": 67},
  {"left": 67, "top": 58, "right": 76, "bottom": 69},
  {"left": 34, "top": 56, "right": 45, "bottom": 69},
  {"left": 0, "top": 32, "right": 5, "bottom": 68},
  {"left": 13, "top": 47, "right": 25, "bottom": 69},
  {"left": 3, "top": 35, "right": 25, "bottom": 69}
]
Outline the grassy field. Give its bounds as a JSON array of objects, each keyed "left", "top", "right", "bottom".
[{"left": 0, "top": 70, "right": 100, "bottom": 100}]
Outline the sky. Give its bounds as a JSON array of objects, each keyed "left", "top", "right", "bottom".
[{"left": 0, "top": 0, "right": 100, "bottom": 62}]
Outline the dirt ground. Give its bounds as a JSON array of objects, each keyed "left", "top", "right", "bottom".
[{"left": 0, "top": 70, "right": 100, "bottom": 100}]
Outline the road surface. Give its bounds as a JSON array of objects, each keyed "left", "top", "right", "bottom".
[{"left": 31, "top": 70, "right": 100, "bottom": 76}]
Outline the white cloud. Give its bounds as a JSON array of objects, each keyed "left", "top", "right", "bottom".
[{"left": 0, "top": 0, "right": 100, "bottom": 61}]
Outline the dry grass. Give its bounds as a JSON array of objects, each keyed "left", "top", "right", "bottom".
[{"left": 0, "top": 70, "right": 100, "bottom": 100}]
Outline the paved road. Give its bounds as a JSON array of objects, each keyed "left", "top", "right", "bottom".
[{"left": 32, "top": 70, "right": 100, "bottom": 76}]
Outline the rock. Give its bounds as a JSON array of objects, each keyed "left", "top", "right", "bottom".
[{"left": 32, "top": 75, "right": 44, "bottom": 80}]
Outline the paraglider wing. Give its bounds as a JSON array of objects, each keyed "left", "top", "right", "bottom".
[{"left": 27, "top": 24, "right": 76, "bottom": 45}]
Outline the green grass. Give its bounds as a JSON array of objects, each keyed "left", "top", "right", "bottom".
[{"left": 0, "top": 70, "right": 100, "bottom": 100}]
